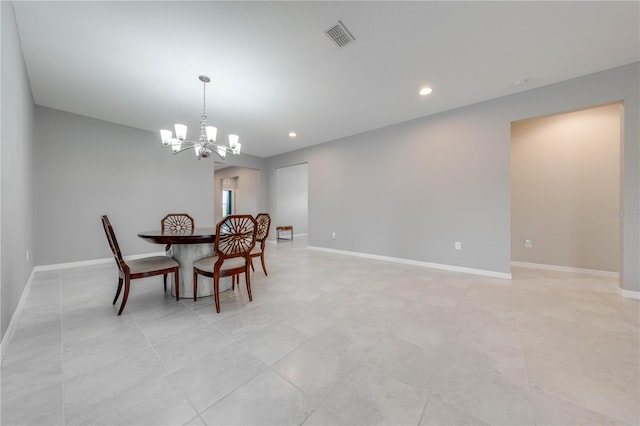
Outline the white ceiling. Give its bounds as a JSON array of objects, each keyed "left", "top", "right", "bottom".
[{"left": 12, "top": 1, "right": 639, "bottom": 158}]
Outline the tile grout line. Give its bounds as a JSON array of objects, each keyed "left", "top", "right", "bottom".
[
  {"left": 137, "top": 283, "right": 283, "bottom": 421},
  {"left": 416, "top": 391, "right": 434, "bottom": 426},
  {"left": 5, "top": 247, "right": 635, "bottom": 426},
  {"left": 508, "top": 282, "right": 538, "bottom": 426},
  {"left": 575, "top": 294, "right": 626, "bottom": 382},
  {"left": 81, "top": 265, "right": 192, "bottom": 425},
  {"left": 59, "top": 269, "right": 67, "bottom": 426},
  {"left": 131, "top": 304, "right": 203, "bottom": 425},
  {"left": 189, "top": 298, "right": 294, "bottom": 419},
  {"left": 522, "top": 350, "right": 634, "bottom": 425},
  {"left": 270, "top": 359, "right": 356, "bottom": 426},
  {"left": 167, "top": 289, "right": 284, "bottom": 421},
  {"left": 196, "top": 359, "right": 271, "bottom": 420}
]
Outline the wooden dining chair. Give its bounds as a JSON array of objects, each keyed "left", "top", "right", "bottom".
[
  {"left": 101, "top": 215, "right": 180, "bottom": 315},
  {"left": 231, "top": 212, "right": 271, "bottom": 290},
  {"left": 250, "top": 213, "right": 271, "bottom": 275},
  {"left": 192, "top": 214, "right": 257, "bottom": 313},
  {"left": 230, "top": 213, "right": 270, "bottom": 290},
  {"left": 161, "top": 213, "right": 194, "bottom": 289},
  {"left": 161, "top": 213, "right": 195, "bottom": 234},
  {"left": 161, "top": 213, "right": 195, "bottom": 251}
]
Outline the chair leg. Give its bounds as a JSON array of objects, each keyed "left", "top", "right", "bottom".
[
  {"left": 163, "top": 274, "right": 167, "bottom": 292},
  {"left": 214, "top": 276, "right": 220, "bottom": 313},
  {"left": 250, "top": 258, "right": 255, "bottom": 272},
  {"left": 193, "top": 271, "right": 198, "bottom": 302},
  {"left": 113, "top": 277, "right": 123, "bottom": 305},
  {"left": 260, "top": 253, "right": 268, "bottom": 276},
  {"left": 117, "top": 276, "right": 131, "bottom": 315},
  {"left": 174, "top": 269, "right": 180, "bottom": 301},
  {"left": 245, "top": 265, "right": 253, "bottom": 302},
  {"left": 231, "top": 274, "right": 235, "bottom": 290}
]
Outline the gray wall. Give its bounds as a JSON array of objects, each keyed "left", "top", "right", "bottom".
[
  {"left": 275, "top": 163, "right": 308, "bottom": 235},
  {"left": 269, "top": 106, "right": 512, "bottom": 273},
  {"left": 33, "top": 107, "right": 267, "bottom": 266},
  {"left": 1, "top": 1, "right": 36, "bottom": 340},
  {"left": 511, "top": 103, "right": 621, "bottom": 272},
  {"left": 213, "top": 167, "right": 261, "bottom": 225},
  {"left": 266, "top": 63, "right": 640, "bottom": 292},
  {"left": 34, "top": 107, "right": 214, "bottom": 264}
]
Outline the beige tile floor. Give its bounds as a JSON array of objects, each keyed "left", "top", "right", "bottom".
[{"left": 1, "top": 238, "right": 638, "bottom": 425}]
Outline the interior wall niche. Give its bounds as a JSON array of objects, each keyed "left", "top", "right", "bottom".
[
  {"left": 275, "top": 163, "right": 308, "bottom": 235},
  {"left": 511, "top": 103, "right": 622, "bottom": 272}
]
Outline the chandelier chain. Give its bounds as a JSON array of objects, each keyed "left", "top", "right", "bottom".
[{"left": 202, "top": 80, "right": 206, "bottom": 114}]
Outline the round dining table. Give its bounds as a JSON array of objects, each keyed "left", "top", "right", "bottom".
[{"left": 138, "top": 227, "right": 230, "bottom": 299}]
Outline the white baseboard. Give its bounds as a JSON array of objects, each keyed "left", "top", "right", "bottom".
[
  {"left": 307, "top": 246, "right": 512, "bottom": 279},
  {"left": 619, "top": 288, "right": 640, "bottom": 300},
  {"left": 510, "top": 261, "right": 619, "bottom": 278},
  {"left": 34, "top": 252, "right": 166, "bottom": 272},
  {"left": 512, "top": 261, "right": 639, "bottom": 300},
  {"left": 1, "top": 268, "right": 36, "bottom": 362}
]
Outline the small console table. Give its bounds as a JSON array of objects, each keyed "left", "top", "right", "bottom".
[{"left": 276, "top": 225, "right": 294, "bottom": 240}]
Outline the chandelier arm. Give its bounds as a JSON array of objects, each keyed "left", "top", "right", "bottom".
[
  {"left": 203, "top": 142, "right": 234, "bottom": 152},
  {"left": 176, "top": 140, "right": 199, "bottom": 148},
  {"left": 167, "top": 142, "right": 233, "bottom": 152},
  {"left": 212, "top": 144, "right": 231, "bottom": 152},
  {"left": 164, "top": 141, "right": 236, "bottom": 155},
  {"left": 171, "top": 144, "right": 200, "bottom": 155}
]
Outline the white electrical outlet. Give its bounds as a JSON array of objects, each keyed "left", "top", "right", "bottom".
[
  {"left": 524, "top": 239, "right": 532, "bottom": 248},
  {"left": 332, "top": 232, "right": 336, "bottom": 240},
  {"left": 455, "top": 241, "right": 462, "bottom": 250}
]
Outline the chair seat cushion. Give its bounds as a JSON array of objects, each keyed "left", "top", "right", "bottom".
[
  {"left": 193, "top": 255, "right": 246, "bottom": 272},
  {"left": 128, "top": 256, "right": 178, "bottom": 274}
]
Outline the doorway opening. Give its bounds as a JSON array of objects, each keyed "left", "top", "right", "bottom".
[
  {"left": 510, "top": 102, "right": 623, "bottom": 280},
  {"left": 222, "top": 189, "right": 234, "bottom": 217},
  {"left": 220, "top": 176, "right": 238, "bottom": 219},
  {"left": 214, "top": 167, "right": 261, "bottom": 224},
  {"left": 275, "top": 163, "right": 309, "bottom": 244}
]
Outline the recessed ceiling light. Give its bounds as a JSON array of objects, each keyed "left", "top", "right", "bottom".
[
  {"left": 419, "top": 87, "right": 433, "bottom": 96},
  {"left": 512, "top": 78, "right": 529, "bottom": 87},
  {"left": 289, "top": 132, "right": 297, "bottom": 138}
]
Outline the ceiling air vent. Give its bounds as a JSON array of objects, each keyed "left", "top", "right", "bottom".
[{"left": 325, "top": 20, "right": 356, "bottom": 48}]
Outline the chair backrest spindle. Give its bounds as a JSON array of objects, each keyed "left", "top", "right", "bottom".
[
  {"left": 215, "top": 215, "right": 257, "bottom": 259},
  {"left": 255, "top": 213, "right": 271, "bottom": 243},
  {"left": 161, "top": 213, "right": 195, "bottom": 234}
]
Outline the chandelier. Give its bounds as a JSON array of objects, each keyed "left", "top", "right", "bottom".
[{"left": 160, "top": 75, "right": 241, "bottom": 160}]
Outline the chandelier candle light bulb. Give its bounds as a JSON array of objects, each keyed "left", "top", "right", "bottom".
[
  {"left": 175, "top": 124, "right": 187, "bottom": 141},
  {"left": 171, "top": 138, "right": 181, "bottom": 153},
  {"left": 160, "top": 75, "right": 241, "bottom": 160},
  {"left": 229, "top": 134, "right": 241, "bottom": 155},
  {"left": 206, "top": 126, "right": 217, "bottom": 142},
  {"left": 160, "top": 130, "right": 172, "bottom": 146}
]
